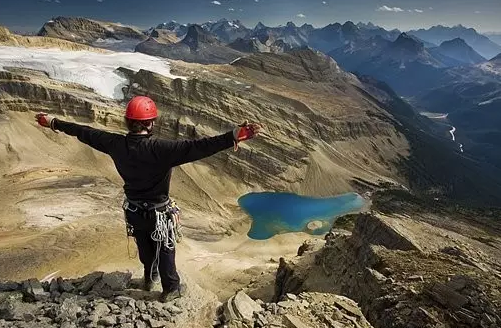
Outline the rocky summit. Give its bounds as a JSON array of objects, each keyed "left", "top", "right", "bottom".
[
  {"left": 267, "top": 190, "right": 501, "bottom": 328},
  {"left": 0, "top": 271, "right": 219, "bottom": 328}
]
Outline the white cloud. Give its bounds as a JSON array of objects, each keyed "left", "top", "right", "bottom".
[
  {"left": 429, "top": 7, "right": 433, "bottom": 10},
  {"left": 211, "top": 1, "right": 221, "bottom": 5},
  {"left": 228, "top": 8, "right": 235, "bottom": 11},
  {"left": 255, "top": 0, "right": 259, "bottom": 2},
  {"left": 377, "top": 5, "right": 404, "bottom": 12},
  {"left": 297, "top": 13, "right": 306, "bottom": 18},
  {"left": 54, "top": 0, "right": 60, "bottom": 3},
  {"left": 239, "top": 8, "right": 243, "bottom": 12},
  {"left": 414, "top": 9, "right": 423, "bottom": 13},
  {"left": 97, "top": 0, "right": 104, "bottom": 2},
  {"left": 322, "top": 1, "right": 327, "bottom": 4},
  {"left": 475, "top": 11, "right": 481, "bottom": 14}
]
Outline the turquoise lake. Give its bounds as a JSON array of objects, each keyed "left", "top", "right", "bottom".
[{"left": 238, "top": 192, "right": 366, "bottom": 240}]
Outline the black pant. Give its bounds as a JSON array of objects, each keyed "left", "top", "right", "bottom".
[{"left": 125, "top": 209, "right": 180, "bottom": 293}]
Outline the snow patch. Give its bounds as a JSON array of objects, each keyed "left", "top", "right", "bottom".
[
  {"left": 234, "top": 80, "right": 243, "bottom": 85},
  {"left": 228, "top": 21, "right": 240, "bottom": 29},
  {"left": 94, "top": 38, "right": 124, "bottom": 44},
  {"left": 449, "top": 126, "right": 456, "bottom": 141},
  {"left": 230, "top": 57, "right": 242, "bottom": 65},
  {"left": 479, "top": 62, "right": 501, "bottom": 76},
  {"left": 0, "top": 46, "right": 185, "bottom": 100},
  {"left": 478, "top": 98, "right": 500, "bottom": 106}
]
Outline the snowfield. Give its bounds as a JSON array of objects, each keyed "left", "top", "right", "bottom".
[{"left": 0, "top": 46, "right": 185, "bottom": 99}]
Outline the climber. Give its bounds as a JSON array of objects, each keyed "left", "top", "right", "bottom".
[{"left": 35, "top": 96, "right": 262, "bottom": 302}]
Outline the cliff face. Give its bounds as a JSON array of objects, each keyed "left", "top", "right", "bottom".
[
  {"left": 270, "top": 190, "right": 501, "bottom": 328},
  {"left": 37, "top": 17, "right": 147, "bottom": 45},
  {"left": 0, "top": 25, "right": 106, "bottom": 51}
]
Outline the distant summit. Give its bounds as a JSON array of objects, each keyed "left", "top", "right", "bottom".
[
  {"left": 182, "top": 24, "right": 219, "bottom": 50},
  {"left": 408, "top": 24, "right": 501, "bottom": 59},
  {"left": 431, "top": 38, "right": 486, "bottom": 65},
  {"left": 391, "top": 33, "right": 425, "bottom": 54},
  {"left": 136, "top": 24, "right": 243, "bottom": 64},
  {"left": 37, "top": 16, "right": 147, "bottom": 51}
]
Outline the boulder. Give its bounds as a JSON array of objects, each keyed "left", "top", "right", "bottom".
[
  {"left": 21, "top": 278, "right": 49, "bottom": 302},
  {"left": 92, "top": 271, "right": 132, "bottom": 293},
  {"left": 232, "top": 291, "right": 262, "bottom": 323},
  {"left": 77, "top": 272, "right": 103, "bottom": 293}
]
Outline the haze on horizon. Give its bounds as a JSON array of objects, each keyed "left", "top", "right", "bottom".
[{"left": 1, "top": 0, "right": 500, "bottom": 33}]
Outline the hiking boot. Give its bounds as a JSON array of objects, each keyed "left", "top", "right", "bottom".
[
  {"left": 143, "top": 272, "right": 160, "bottom": 292},
  {"left": 159, "top": 284, "right": 186, "bottom": 303}
]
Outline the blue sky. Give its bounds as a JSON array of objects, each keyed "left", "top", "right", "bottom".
[{"left": 1, "top": 0, "right": 500, "bottom": 33}]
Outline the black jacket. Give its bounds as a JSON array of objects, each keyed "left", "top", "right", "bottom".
[{"left": 54, "top": 119, "right": 235, "bottom": 202}]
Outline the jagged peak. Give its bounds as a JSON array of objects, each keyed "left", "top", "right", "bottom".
[
  {"left": 439, "top": 37, "right": 469, "bottom": 47},
  {"left": 286, "top": 21, "right": 297, "bottom": 28},
  {"left": 181, "top": 24, "right": 219, "bottom": 49},
  {"left": 254, "top": 22, "right": 267, "bottom": 30}
]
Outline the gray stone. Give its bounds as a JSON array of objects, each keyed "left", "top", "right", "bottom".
[
  {"left": 122, "top": 305, "right": 135, "bottom": 316},
  {"left": 78, "top": 272, "right": 103, "bottom": 293},
  {"left": 117, "top": 314, "right": 127, "bottom": 324},
  {"left": 93, "top": 303, "right": 110, "bottom": 317},
  {"left": 0, "top": 298, "right": 37, "bottom": 320},
  {"left": 85, "top": 313, "right": 99, "bottom": 323},
  {"left": 109, "top": 303, "right": 120, "bottom": 312},
  {"left": 233, "top": 291, "right": 262, "bottom": 323},
  {"left": 277, "top": 301, "right": 295, "bottom": 309},
  {"left": 0, "top": 282, "right": 20, "bottom": 292},
  {"left": 21, "top": 279, "right": 49, "bottom": 302},
  {"left": 120, "top": 324, "right": 134, "bottom": 328},
  {"left": 92, "top": 272, "right": 132, "bottom": 294},
  {"left": 427, "top": 283, "right": 468, "bottom": 310},
  {"left": 98, "top": 315, "right": 117, "bottom": 326},
  {"left": 256, "top": 313, "right": 268, "bottom": 327},
  {"left": 148, "top": 318, "right": 168, "bottom": 328},
  {"left": 165, "top": 304, "right": 183, "bottom": 315},
  {"left": 49, "top": 279, "right": 59, "bottom": 293},
  {"left": 285, "top": 294, "right": 297, "bottom": 301},
  {"left": 140, "top": 313, "right": 152, "bottom": 321},
  {"left": 56, "top": 297, "right": 82, "bottom": 322},
  {"left": 60, "top": 322, "right": 77, "bottom": 328},
  {"left": 283, "top": 314, "right": 310, "bottom": 328},
  {"left": 333, "top": 297, "right": 363, "bottom": 317},
  {"left": 136, "top": 300, "right": 147, "bottom": 312},
  {"left": 114, "top": 296, "right": 135, "bottom": 309},
  {"left": 270, "top": 303, "right": 278, "bottom": 315},
  {"left": 57, "top": 278, "right": 75, "bottom": 293},
  {"left": 135, "top": 321, "right": 147, "bottom": 328}
]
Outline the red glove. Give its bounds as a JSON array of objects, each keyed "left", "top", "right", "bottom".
[
  {"left": 233, "top": 121, "right": 262, "bottom": 151},
  {"left": 35, "top": 112, "right": 57, "bottom": 131}
]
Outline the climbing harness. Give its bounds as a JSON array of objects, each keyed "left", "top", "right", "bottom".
[{"left": 122, "top": 198, "right": 183, "bottom": 283}]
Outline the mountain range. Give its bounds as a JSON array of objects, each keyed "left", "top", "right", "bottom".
[{"left": 31, "top": 17, "right": 501, "bottom": 171}]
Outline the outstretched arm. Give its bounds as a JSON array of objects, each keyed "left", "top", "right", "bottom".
[
  {"left": 158, "top": 122, "right": 262, "bottom": 167},
  {"left": 35, "top": 113, "right": 118, "bottom": 155}
]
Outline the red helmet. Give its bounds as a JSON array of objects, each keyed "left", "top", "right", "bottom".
[{"left": 125, "top": 96, "right": 158, "bottom": 120}]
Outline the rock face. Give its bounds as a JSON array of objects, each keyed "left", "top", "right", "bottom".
[
  {"left": 0, "top": 25, "right": 105, "bottom": 51},
  {"left": 430, "top": 38, "right": 486, "bottom": 65},
  {"left": 269, "top": 190, "right": 501, "bottom": 328},
  {"left": 0, "top": 271, "right": 219, "bottom": 328},
  {"left": 232, "top": 47, "right": 345, "bottom": 82},
  {"left": 135, "top": 25, "right": 244, "bottom": 64},
  {"left": 37, "top": 16, "right": 147, "bottom": 49},
  {"left": 218, "top": 291, "right": 373, "bottom": 328}
]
